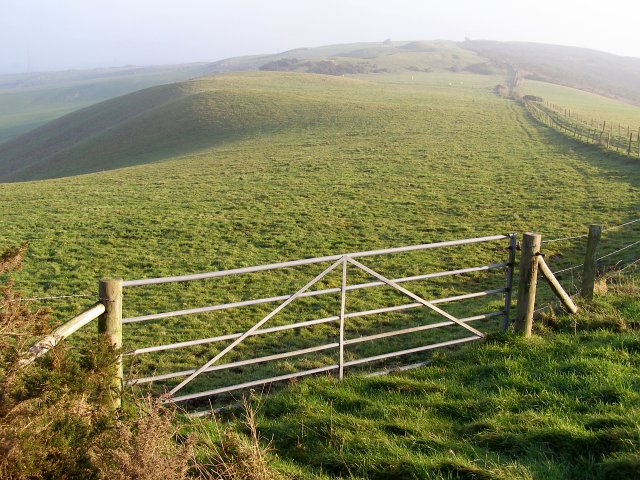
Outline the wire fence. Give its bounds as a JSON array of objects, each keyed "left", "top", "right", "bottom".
[
  {"left": 533, "top": 216, "right": 640, "bottom": 315},
  {"left": 616, "top": 257, "right": 640, "bottom": 273},
  {"left": 603, "top": 218, "right": 640, "bottom": 232},
  {"left": 525, "top": 99, "right": 640, "bottom": 158}
]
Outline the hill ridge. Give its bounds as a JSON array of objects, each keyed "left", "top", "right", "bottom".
[{"left": 0, "top": 72, "right": 388, "bottom": 182}]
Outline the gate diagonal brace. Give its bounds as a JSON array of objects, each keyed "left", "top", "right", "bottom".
[
  {"left": 168, "top": 257, "right": 345, "bottom": 396},
  {"left": 345, "top": 257, "right": 485, "bottom": 339}
]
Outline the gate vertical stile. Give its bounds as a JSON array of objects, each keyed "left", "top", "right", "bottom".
[
  {"left": 502, "top": 234, "right": 517, "bottom": 332},
  {"left": 339, "top": 256, "right": 348, "bottom": 380}
]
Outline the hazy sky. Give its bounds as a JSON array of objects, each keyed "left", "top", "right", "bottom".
[{"left": 2, "top": 0, "right": 639, "bottom": 74}]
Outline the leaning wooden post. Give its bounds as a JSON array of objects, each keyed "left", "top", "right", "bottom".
[
  {"left": 580, "top": 225, "right": 602, "bottom": 301},
  {"left": 515, "top": 232, "right": 541, "bottom": 338},
  {"left": 99, "top": 277, "right": 123, "bottom": 409},
  {"left": 538, "top": 257, "right": 578, "bottom": 314}
]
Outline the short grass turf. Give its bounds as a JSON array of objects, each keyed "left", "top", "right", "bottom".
[{"left": 211, "top": 278, "right": 640, "bottom": 479}]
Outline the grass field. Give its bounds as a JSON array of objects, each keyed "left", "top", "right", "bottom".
[
  {"left": 227, "top": 278, "right": 640, "bottom": 479},
  {"left": 1, "top": 40, "right": 640, "bottom": 479},
  {"left": 1, "top": 69, "right": 639, "bottom": 402}
]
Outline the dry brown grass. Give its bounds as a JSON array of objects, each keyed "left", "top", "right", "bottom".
[
  {"left": 0, "top": 245, "right": 195, "bottom": 479},
  {"left": 195, "top": 398, "right": 285, "bottom": 480},
  {"left": 92, "top": 398, "right": 196, "bottom": 480},
  {"left": 594, "top": 277, "right": 608, "bottom": 295}
]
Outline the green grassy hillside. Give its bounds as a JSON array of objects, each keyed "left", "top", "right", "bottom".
[
  {"left": 0, "top": 70, "right": 516, "bottom": 182},
  {"left": 0, "top": 40, "right": 498, "bottom": 148},
  {"left": 0, "top": 64, "right": 211, "bottom": 144},
  {"left": 0, "top": 73, "right": 366, "bottom": 180},
  {"left": 1, "top": 70, "right": 639, "bottom": 400},
  {"left": 2, "top": 70, "right": 637, "bottom": 297},
  {"left": 4, "top": 38, "right": 640, "bottom": 151}
]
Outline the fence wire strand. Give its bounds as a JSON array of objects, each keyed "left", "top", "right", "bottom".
[
  {"left": 543, "top": 217, "right": 639, "bottom": 245},
  {"left": 7, "top": 293, "right": 95, "bottom": 303},
  {"left": 619, "top": 257, "right": 640, "bottom": 272},
  {"left": 596, "top": 239, "right": 640, "bottom": 262},
  {"left": 602, "top": 218, "right": 640, "bottom": 232},
  {"left": 552, "top": 263, "right": 584, "bottom": 276}
]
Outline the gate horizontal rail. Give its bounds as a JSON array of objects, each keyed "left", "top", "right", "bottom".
[
  {"left": 125, "top": 288, "right": 506, "bottom": 356},
  {"left": 123, "top": 235, "right": 509, "bottom": 287},
  {"left": 123, "top": 263, "right": 508, "bottom": 324},
  {"left": 168, "top": 336, "right": 482, "bottom": 404},
  {"left": 129, "top": 312, "right": 501, "bottom": 385}
]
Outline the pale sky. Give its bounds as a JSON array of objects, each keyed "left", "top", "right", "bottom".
[{"left": 1, "top": 0, "right": 638, "bottom": 74}]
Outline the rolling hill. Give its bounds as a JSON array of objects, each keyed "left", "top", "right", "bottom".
[
  {"left": 3, "top": 38, "right": 640, "bottom": 151},
  {"left": 0, "top": 40, "right": 493, "bottom": 146},
  {"left": 0, "top": 63, "right": 212, "bottom": 144},
  {"left": 0, "top": 42, "right": 638, "bottom": 321},
  {"left": 206, "top": 40, "right": 494, "bottom": 75},
  {"left": 0, "top": 72, "right": 407, "bottom": 182}
]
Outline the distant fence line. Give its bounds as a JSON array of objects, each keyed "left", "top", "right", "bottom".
[{"left": 525, "top": 99, "right": 640, "bottom": 158}]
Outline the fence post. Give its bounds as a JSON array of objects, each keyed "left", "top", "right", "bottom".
[
  {"left": 515, "top": 232, "right": 541, "bottom": 338},
  {"left": 99, "top": 277, "right": 123, "bottom": 409},
  {"left": 580, "top": 225, "right": 602, "bottom": 301}
]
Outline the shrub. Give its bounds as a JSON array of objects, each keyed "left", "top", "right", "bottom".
[
  {"left": 195, "top": 398, "right": 284, "bottom": 480},
  {"left": 258, "top": 58, "right": 299, "bottom": 72},
  {"left": 0, "top": 243, "right": 284, "bottom": 479},
  {"left": 0, "top": 244, "right": 194, "bottom": 479},
  {"left": 465, "top": 62, "right": 496, "bottom": 75}
]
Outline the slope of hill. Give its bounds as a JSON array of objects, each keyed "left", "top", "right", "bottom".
[
  {"left": 523, "top": 80, "right": 640, "bottom": 127},
  {"left": 1, "top": 69, "right": 638, "bottom": 320},
  {"left": 462, "top": 40, "right": 640, "bottom": 106},
  {"left": 0, "top": 63, "right": 211, "bottom": 144},
  {"left": 0, "top": 72, "right": 421, "bottom": 182},
  {"left": 4, "top": 39, "right": 640, "bottom": 151}
]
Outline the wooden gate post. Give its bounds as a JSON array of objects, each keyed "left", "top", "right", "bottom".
[
  {"left": 580, "top": 225, "right": 602, "bottom": 301},
  {"left": 99, "top": 277, "right": 123, "bottom": 409},
  {"left": 515, "top": 233, "right": 541, "bottom": 338}
]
